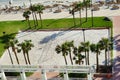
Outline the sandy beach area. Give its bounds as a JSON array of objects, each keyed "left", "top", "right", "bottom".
[{"left": 0, "top": 4, "right": 120, "bottom": 21}]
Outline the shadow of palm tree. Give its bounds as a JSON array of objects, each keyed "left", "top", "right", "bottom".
[
  {"left": 112, "top": 57, "right": 120, "bottom": 80},
  {"left": 112, "top": 34, "right": 120, "bottom": 79},
  {"left": 0, "top": 33, "right": 16, "bottom": 43},
  {"left": 113, "top": 41, "right": 120, "bottom": 51},
  {"left": 40, "top": 30, "right": 71, "bottom": 44}
]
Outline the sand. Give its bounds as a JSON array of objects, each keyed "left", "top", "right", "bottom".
[
  {"left": 0, "top": 5, "right": 120, "bottom": 21},
  {"left": 0, "top": 29, "right": 109, "bottom": 66}
]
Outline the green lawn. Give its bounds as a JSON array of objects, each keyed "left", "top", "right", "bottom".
[{"left": 0, "top": 17, "right": 112, "bottom": 57}]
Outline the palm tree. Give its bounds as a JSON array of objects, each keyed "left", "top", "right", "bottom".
[
  {"left": 73, "top": 47, "right": 78, "bottom": 56},
  {"left": 24, "top": 40, "right": 34, "bottom": 65},
  {"left": 80, "top": 41, "right": 90, "bottom": 65},
  {"left": 91, "top": 0, "right": 94, "bottom": 27},
  {"left": 69, "top": 9, "right": 76, "bottom": 27},
  {"left": 2, "top": 32, "right": 14, "bottom": 64},
  {"left": 80, "top": 42, "right": 87, "bottom": 65},
  {"left": 55, "top": 43, "right": 69, "bottom": 65},
  {"left": 17, "top": 42, "right": 28, "bottom": 64},
  {"left": 23, "top": 10, "right": 31, "bottom": 28},
  {"left": 29, "top": 0, "right": 36, "bottom": 27},
  {"left": 90, "top": 43, "right": 101, "bottom": 72},
  {"left": 36, "top": 4, "right": 45, "bottom": 28},
  {"left": 4, "top": 42, "right": 14, "bottom": 64},
  {"left": 66, "top": 41, "right": 74, "bottom": 65},
  {"left": 85, "top": 41, "right": 90, "bottom": 65},
  {"left": 31, "top": 4, "right": 38, "bottom": 27},
  {"left": 73, "top": 46, "right": 85, "bottom": 65},
  {"left": 9, "top": 39, "right": 19, "bottom": 64},
  {"left": 73, "top": 53, "right": 85, "bottom": 65},
  {"left": 99, "top": 38, "right": 112, "bottom": 66},
  {"left": 83, "top": 0, "right": 90, "bottom": 22},
  {"left": 74, "top": 1, "right": 82, "bottom": 26}
]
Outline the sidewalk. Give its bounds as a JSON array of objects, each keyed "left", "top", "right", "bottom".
[{"left": 113, "top": 16, "right": 120, "bottom": 80}]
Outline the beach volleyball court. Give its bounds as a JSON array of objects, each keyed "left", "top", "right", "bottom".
[{"left": 0, "top": 29, "right": 109, "bottom": 66}]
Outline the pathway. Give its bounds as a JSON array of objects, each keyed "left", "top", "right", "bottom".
[{"left": 113, "top": 16, "right": 120, "bottom": 80}]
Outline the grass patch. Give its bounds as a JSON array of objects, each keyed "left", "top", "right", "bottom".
[
  {"left": 68, "top": 73, "right": 87, "bottom": 78},
  {"left": 4, "top": 72, "right": 33, "bottom": 77},
  {"left": 41, "top": 17, "right": 112, "bottom": 29},
  {"left": 59, "top": 73, "right": 87, "bottom": 78},
  {"left": 5, "top": 72, "right": 20, "bottom": 76},
  {"left": 0, "top": 17, "right": 112, "bottom": 57},
  {"left": 25, "top": 72, "right": 33, "bottom": 76}
]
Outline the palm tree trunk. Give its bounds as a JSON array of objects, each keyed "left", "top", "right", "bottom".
[
  {"left": 79, "top": 60, "right": 81, "bottom": 65},
  {"left": 23, "top": 51, "right": 28, "bottom": 64},
  {"left": 8, "top": 48, "right": 13, "bottom": 64},
  {"left": 87, "top": 51, "right": 89, "bottom": 65},
  {"left": 79, "top": 8, "right": 82, "bottom": 26},
  {"left": 91, "top": 2, "right": 93, "bottom": 27},
  {"left": 29, "top": 0, "right": 36, "bottom": 28},
  {"left": 69, "top": 52, "right": 73, "bottom": 65},
  {"left": 32, "top": 11, "right": 36, "bottom": 27},
  {"left": 105, "top": 50, "right": 107, "bottom": 66},
  {"left": 79, "top": 59, "right": 83, "bottom": 65},
  {"left": 96, "top": 52, "right": 99, "bottom": 72},
  {"left": 72, "top": 12, "right": 76, "bottom": 27},
  {"left": 34, "top": 13, "right": 38, "bottom": 27},
  {"left": 85, "top": 51, "right": 87, "bottom": 65},
  {"left": 108, "top": 50, "right": 110, "bottom": 65},
  {"left": 25, "top": 19, "right": 28, "bottom": 28},
  {"left": 26, "top": 52, "right": 31, "bottom": 64},
  {"left": 27, "top": 19, "right": 31, "bottom": 28},
  {"left": 13, "top": 48, "right": 19, "bottom": 64},
  {"left": 91, "top": 9, "right": 93, "bottom": 27},
  {"left": 85, "top": 1, "right": 88, "bottom": 22},
  {"left": 64, "top": 55, "right": 67, "bottom": 65},
  {"left": 39, "top": 13, "right": 43, "bottom": 28}
]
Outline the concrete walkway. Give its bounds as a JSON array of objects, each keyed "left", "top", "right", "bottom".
[{"left": 113, "top": 16, "right": 120, "bottom": 80}]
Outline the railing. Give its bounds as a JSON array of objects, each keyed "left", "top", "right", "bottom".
[
  {"left": 6, "top": 77, "right": 87, "bottom": 80},
  {"left": 48, "top": 78, "right": 87, "bottom": 80},
  {"left": 0, "top": 65, "right": 95, "bottom": 73},
  {"left": 0, "top": 65, "right": 95, "bottom": 80}
]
